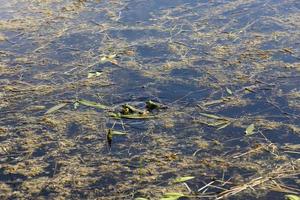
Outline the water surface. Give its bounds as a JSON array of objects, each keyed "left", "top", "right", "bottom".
[{"left": 0, "top": 0, "right": 299, "bottom": 199}]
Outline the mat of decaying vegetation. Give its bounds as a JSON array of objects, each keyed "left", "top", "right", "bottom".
[{"left": 0, "top": 0, "right": 299, "bottom": 199}]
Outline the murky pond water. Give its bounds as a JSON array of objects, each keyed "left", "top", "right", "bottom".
[{"left": 0, "top": 0, "right": 299, "bottom": 199}]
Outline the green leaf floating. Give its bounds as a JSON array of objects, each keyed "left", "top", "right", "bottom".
[
  {"left": 285, "top": 195, "right": 300, "bottom": 200},
  {"left": 146, "top": 100, "right": 161, "bottom": 111},
  {"left": 200, "top": 112, "right": 222, "bottom": 119},
  {"left": 110, "top": 130, "right": 127, "bottom": 136},
  {"left": 172, "top": 176, "right": 195, "bottom": 183},
  {"left": 109, "top": 112, "right": 155, "bottom": 119},
  {"left": 245, "top": 124, "right": 255, "bottom": 136},
  {"left": 107, "top": 129, "right": 127, "bottom": 140},
  {"left": 77, "top": 99, "right": 108, "bottom": 110},
  {"left": 107, "top": 129, "right": 128, "bottom": 147},
  {"left": 216, "top": 122, "right": 231, "bottom": 130},
  {"left": 45, "top": 103, "right": 67, "bottom": 114},
  {"left": 160, "top": 192, "right": 186, "bottom": 200},
  {"left": 226, "top": 87, "right": 233, "bottom": 95},
  {"left": 87, "top": 71, "right": 102, "bottom": 78}
]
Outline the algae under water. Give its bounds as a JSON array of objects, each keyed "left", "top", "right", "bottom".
[{"left": 0, "top": 0, "right": 300, "bottom": 199}]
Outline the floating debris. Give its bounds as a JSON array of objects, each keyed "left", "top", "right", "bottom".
[
  {"left": 121, "top": 104, "right": 146, "bottom": 115},
  {"left": 160, "top": 192, "right": 186, "bottom": 200},
  {"left": 100, "top": 54, "right": 118, "bottom": 64},
  {"left": 199, "top": 112, "right": 223, "bottom": 120},
  {"left": 226, "top": 87, "right": 233, "bottom": 95},
  {"left": 245, "top": 124, "right": 255, "bottom": 136},
  {"left": 172, "top": 176, "right": 195, "bottom": 183},
  {"left": 107, "top": 128, "right": 128, "bottom": 147},
  {"left": 87, "top": 71, "right": 102, "bottom": 78},
  {"left": 45, "top": 103, "right": 67, "bottom": 114},
  {"left": 109, "top": 112, "right": 155, "bottom": 119},
  {"left": 77, "top": 99, "right": 108, "bottom": 110},
  {"left": 146, "top": 100, "right": 166, "bottom": 111},
  {"left": 0, "top": 0, "right": 299, "bottom": 199},
  {"left": 285, "top": 195, "right": 300, "bottom": 200}
]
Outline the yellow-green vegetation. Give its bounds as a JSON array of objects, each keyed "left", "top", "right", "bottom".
[{"left": 0, "top": 0, "right": 299, "bottom": 199}]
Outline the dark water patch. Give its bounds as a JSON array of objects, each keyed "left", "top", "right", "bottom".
[
  {"left": 119, "top": 0, "right": 200, "bottom": 25},
  {"left": 193, "top": 59, "right": 216, "bottom": 66},
  {"left": 170, "top": 68, "right": 201, "bottom": 78},
  {"left": 88, "top": 174, "right": 118, "bottom": 192},
  {"left": 263, "top": 192, "right": 288, "bottom": 200},
  {"left": 52, "top": 32, "right": 103, "bottom": 51},
  {"left": 271, "top": 52, "right": 300, "bottom": 64},
  {"left": 218, "top": 101, "right": 280, "bottom": 118},
  {"left": 109, "top": 29, "right": 169, "bottom": 42},
  {"left": 252, "top": 20, "right": 287, "bottom": 33},
  {"left": 136, "top": 43, "right": 171, "bottom": 58},
  {"left": 157, "top": 82, "right": 210, "bottom": 104},
  {"left": 31, "top": 147, "right": 47, "bottom": 158},
  {"left": 47, "top": 49, "right": 78, "bottom": 63},
  {"left": 216, "top": 126, "right": 247, "bottom": 141},
  {"left": 110, "top": 68, "right": 153, "bottom": 94},
  {"left": 119, "top": 1, "right": 156, "bottom": 24},
  {"left": 0, "top": 38, "right": 39, "bottom": 55},
  {"left": 263, "top": 128, "right": 300, "bottom": 146},
  {"left": 0, "top": 168, "right": 27, "bottom": 184},
  {"left": 67, "top": 122, "right": 82, "bottom": 138}
]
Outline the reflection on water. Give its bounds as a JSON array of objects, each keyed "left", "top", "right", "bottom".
[{"left": 0, "top": 0, "right": 299, "bottom": 199}]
